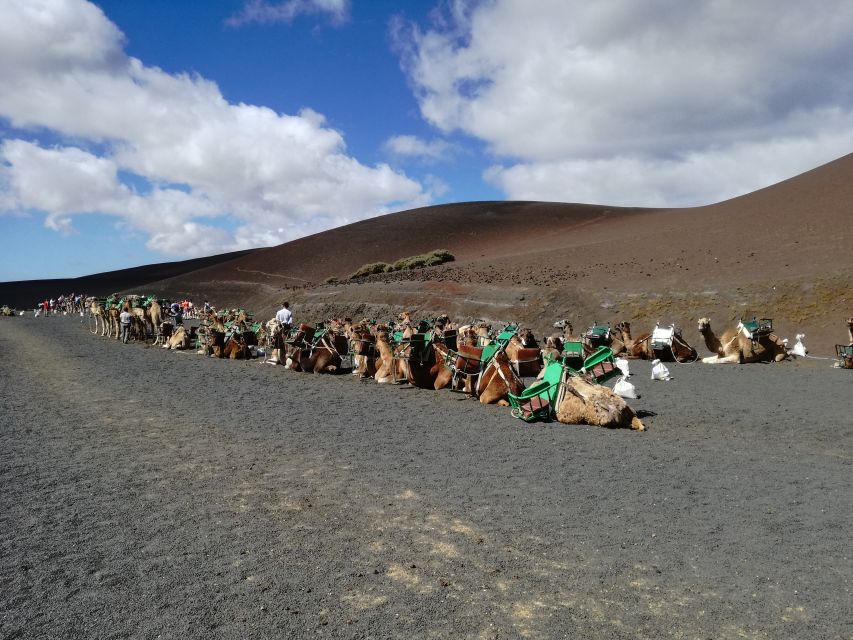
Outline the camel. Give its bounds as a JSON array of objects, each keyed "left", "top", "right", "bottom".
[
  {"left": 476, "top": 340, "right": 525, "bottom": 405},
  {"left": 456, "top": 321, "right": 491, "bottom": 345},
  {"left": 617, "top": 322, "right": 698, "bottom": 363},
  {"left": 284, "top": 325, "right": 344, "bottom": 373},
  {"left": 392, "top": 327, "right": 454, "bottom": 389},
  {"left": 223, "top": 330, "right": 251, "bottom": 359},
  {"left": 373, "top": 325, "right": 407, "bottom": 383},
  {"left": 557, "top": 376, "right": 645, "bottom": 430},
  {"left": 99, "top": 294, "right": 122, "bottom": 339},
  {"left": 438, "top": 334, "right": 527, "bottom": 404},
  {"left": 509, "top": 328, "right": 542, "bottom": 377},
  {"left": 848, "top": 317, "right": 853, "bottom": 345},
  {"left": 88, "top": 297, "right": 108, "bottom": 336},
  {"left": 264, "top": 319, "right": 284, "bottom": 364},
  {"left": 346, "top": 321, "right": 378, "bottom": 378},
  {"left": 582, "top": 322, "right": 626, "bottom": 358},
  {"left": 148, "top": 299, "right": 164, "bottom": 344},
  {"left": 163, "top": 324, "right": 192, "bottom": 350},
  {"left": 697, "top": 318, "right": 789, "bottom": 363},
  {"left": 546, "top": 320, "right": 575, "bottom": 355}
]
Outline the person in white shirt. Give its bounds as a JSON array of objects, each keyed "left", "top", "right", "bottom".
[
  {"left": 275, "top": 301, "right": 293, "bottom": 328},
  {"left": 119, "top": 309, "right": 133, "bottom": 344}
]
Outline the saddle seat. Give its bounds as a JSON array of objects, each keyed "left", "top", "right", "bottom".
[
  {"left": 651, "top": 325, "right": 675, "bottom": 351},
  {"left": 739, "top": 317, "right": 773, "bottom": 339},
  {"left": 510, "top": 347, "right": 542, "bottom": 377}
]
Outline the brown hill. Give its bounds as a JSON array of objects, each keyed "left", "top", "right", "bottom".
[{"left": 3, "top": 153, "right": 851, "bottom": 352}]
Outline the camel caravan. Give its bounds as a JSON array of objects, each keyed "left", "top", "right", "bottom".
[{"left": 72, "top": 293, "right": 852, "bottom": 429}]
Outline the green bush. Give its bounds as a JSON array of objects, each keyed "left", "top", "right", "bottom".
[
  {"left": 348, "top": 250, "right": 454, "bottom": 280},
  {"left": 349, "top": 262, "right": 391, "bottom": 279}
]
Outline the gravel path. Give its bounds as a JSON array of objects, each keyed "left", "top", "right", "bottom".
[{"left": 1, "top": 317, "right": 851, "bottom": 639}]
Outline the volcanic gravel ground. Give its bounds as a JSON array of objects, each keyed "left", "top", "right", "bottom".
[{"left": 1, "top": 317, "right": 851, "bottom": 639}]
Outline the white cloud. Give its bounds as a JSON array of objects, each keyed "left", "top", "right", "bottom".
[
  {"left": 226, "top": 0, "right": 350, "bottom": 27},
  {"left": 398, "top": 0, "right": 853, "bottom": 206},
  {"left": 0, "top": 0, "right": 424, "bottom": 257},
  {"left": 384, "top": 134, "right": 453, "bottom": 161}
]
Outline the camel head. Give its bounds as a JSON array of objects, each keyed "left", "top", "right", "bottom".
[
  {"left": 697, "top": 317, "right": 712, "bottom": 334},
  {"left": 517, "top": 327, "right": 538, "bottom": 348}
]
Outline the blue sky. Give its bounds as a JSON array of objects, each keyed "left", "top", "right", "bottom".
[{"left": 2, "top": 0, "right": 853, "bottom": 281}]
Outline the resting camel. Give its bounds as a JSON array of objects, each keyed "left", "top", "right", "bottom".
[
  {"left": 163, "top": 324, "right": 194, "bottom": 350},
  {"left": 848, "top": 318, "right": 853, "bottom": 345},
  {"left": 557, "top": 377, "right": 645, "bottom": 430},
  {"left": 697, "top": 318, "right": 789, "bottom": 363},
  {"left": 617, "top": 322, "right": 698, "bottom": 363},
  {"left": 391, "top": 320, "right": 464, "bottom": 389},
  {"left": 373, "top": 325, "right": 407, "bottom": 383},
  {"left": 223, "top": 330, "right": 251, "bottom": 359},
  {"left": 509, "top": 328, "right": 542, "bottom": 377},
  {"left": 344, "top": 320, "right": 377, "bottom": 377},
  {"left": 436, "top": 333, "right": 527, "bottom": 404},
  {"left": 284, "top": 324, "right": 343, "bottom": 373},
  {"left": 546, "top": 320, "right": 575, "bottom": 354},
  {"left": 582, "top": 322, "right": 626, "bottom": 358}
]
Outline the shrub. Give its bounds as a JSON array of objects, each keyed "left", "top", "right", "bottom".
[
  {"left": 349, "top": 262, "right": 391, "bottom": 279},
  {"left": 348, "top": 250, "right": 454, "bottom": 279}
]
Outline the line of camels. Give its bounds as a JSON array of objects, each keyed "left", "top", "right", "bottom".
[{"left": 82, "top": 295, "right": 853, "bottom": 431}]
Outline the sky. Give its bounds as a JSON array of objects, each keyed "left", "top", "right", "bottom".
[{"left": 1, "top": 0, "right": 853, "bottom": 281}]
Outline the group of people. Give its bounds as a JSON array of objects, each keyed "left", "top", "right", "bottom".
[
  {"left": 36, "top": 293, "right": 86, "bottom": 316},
  {"left": 118, "top": 298, "right": 208, "bottom": 344}
]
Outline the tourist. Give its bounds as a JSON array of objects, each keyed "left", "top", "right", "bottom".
[
  {"left": 276, "top": 301, "right": 293, "bottom": 328},
  {"left": 170, "top": 301, "right": 183, "bottom": 325},
  {"left": 119, "top": 308, "right": 133, "bottom": 343}
]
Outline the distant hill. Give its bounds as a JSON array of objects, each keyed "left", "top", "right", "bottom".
[{"left": 0, "top": 249, "right": 257, "bottom": 309}]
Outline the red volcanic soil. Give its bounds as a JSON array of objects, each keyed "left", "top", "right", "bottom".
[{"left": 3, "top": 153, "right": 852, "bottom": 351}]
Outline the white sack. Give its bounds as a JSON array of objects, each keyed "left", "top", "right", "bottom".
[
  {"left": 792, "top": 334, "right": 807, "bottom": 357},
  {"left": 613, "top": 376, "right": 639, "bottom": 399},
  {"left": 615, "top": 357, "right": 631, "bottom": 377},
  {"left": 651, "top": 359, "right": 671, "bottom": 381}
]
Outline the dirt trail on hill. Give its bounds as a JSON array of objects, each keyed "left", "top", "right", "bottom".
[{"left": 1, "top": 317, "right": 851, "bottom": 639}]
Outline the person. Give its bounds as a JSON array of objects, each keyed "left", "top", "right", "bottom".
[
  {"left": 119, "top": 308, "right": 133, "bottom": 343},
  {"left": 170, "top": 301, "right": 183, "bottom": 325},
  {"left": 276, "top": 301, "right": 293, "bottom": 327}
]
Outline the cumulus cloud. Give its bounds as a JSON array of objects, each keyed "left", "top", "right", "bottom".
[
  {"left": 397, "top": 0, "right": 853, "bottom": 205},
  {"left": 226, "top": 0, "right": 350, "bottom": 27},
  {"left": 0, "top": 0, "right": 424, "bottom": 257},
  {"left": 384, "top": 134, "right": 453, "bottom": 161}
]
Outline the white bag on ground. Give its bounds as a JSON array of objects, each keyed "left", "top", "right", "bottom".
[
  {"left": 613, "top": 375, "right": 639, "bottom": 399},
  {"left": 650, "top": 359, "right": 671, "bottom": 381},
  {"left": 615, "top": 357, "right": 631, "bottom": 377},
  {"left": 791, "top": 334, "right": 807, "bottom": 357}
]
